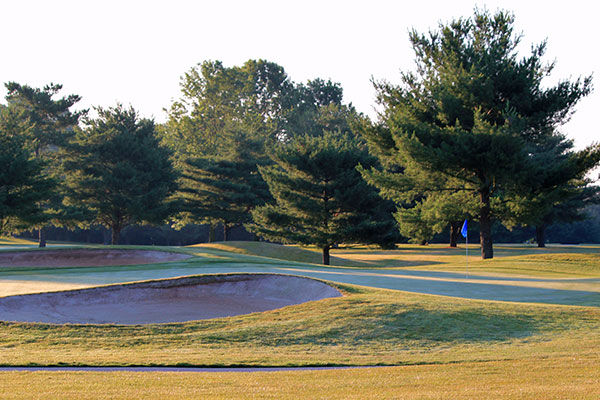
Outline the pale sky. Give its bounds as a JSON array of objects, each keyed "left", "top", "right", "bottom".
[{"left": 1, "top": 0, "right": 597, "bottom": 150}]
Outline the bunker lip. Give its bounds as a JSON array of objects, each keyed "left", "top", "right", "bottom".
[
  {"left": 0, "top": 273, "right": 342, "bottom": 325},
  {"left": 0, "top": 249, "right": 192, "bottom": 268}
]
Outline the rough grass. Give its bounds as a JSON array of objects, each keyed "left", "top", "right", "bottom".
[
  {"left": 2, "top": 356, "right": 599, "bottom": 400},
  {"left": 0, "top": 284, "right": 598, "bottom": 367},
  {"left": 1, "top": 240, "right": 599, "bottom": 397}
]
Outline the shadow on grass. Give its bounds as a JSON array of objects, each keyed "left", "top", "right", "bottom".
[
  {"left": 288, "top": 306, "right": 540, "bottom": 345},
  {"left": 346, "top": 259, "right": 446, "bottom": 268},
  {"left": 190, "top": 296, "right": 552, "bottom": 348}
]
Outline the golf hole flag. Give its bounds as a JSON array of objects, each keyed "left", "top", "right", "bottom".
[
  {"left": 462, "top": 219, "right": 468, "bottom": 278},
  {"left": 461, "top": 220, "right": 468, "bottom": 238}
]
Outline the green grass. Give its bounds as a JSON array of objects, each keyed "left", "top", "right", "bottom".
[
  {"left": 329, "top": 243, "right": 600, "bottom": 277},
  {"left": 408, "top": 250, "right": 600, "bottom": 278},
  {"left": 467, "top": 254, "right": 600, "bottom": 278},
  {"left": 192, "top": 241, "right": 371, "bottom": 266},
  {"left": 1, "top": 239, "right": 599, "bottom": 397},
  {"left": 197, "top": 241, "right": 600, "bottom": 278},
  {"left": 1, "top": 283, "right": 598, "bottom": 367},
  {"left": 0, "top": 237, "right": 36, "bottom": 245}
]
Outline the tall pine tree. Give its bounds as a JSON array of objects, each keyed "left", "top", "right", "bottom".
[
  {"left": 247, "top": 132, "right": 398, "bottom": 265},
  {"left": 63, "top": 105, "right": 178, "bottom": 244},
  {"left": 4, "top": 82, "right": 85, "bottom": 246},
  {"left": 0, "top": 106, "right": 55, "bottom": 235},
  {"left": 362, "top": 9, "right": 592, "bottom": 258}
]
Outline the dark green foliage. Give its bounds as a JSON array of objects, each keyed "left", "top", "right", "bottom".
[
  {"left": 282, "top": 78, "right": 363, "bottom": 139},
  {"left": 161, "top": 60, "right": 298, "bottom": 236},
  {"left": 0, "top": 107, "right": 55, "bottom": 234},
  {"left": 63, "top": 105, "right": 179, "bottom": 244},
  {"left": 4, "top": 82, "right": 85, "bottom": 246},
  {"left": 505, "top": 135, "right": 600, "bottom": 247},
  {"left": 247, "top": 132, "right": 398, "bottom": 264},
  {"left": 545, "top": 204, "right": 600, "bottom": 244},
  {"left": 362, "top": 9, "right": 593, "bottom": 259},
  {"left": 4, "top": 82, "right": 85, "bottom": 157},
  {"left": 395, "top": 191, "right": 478, "bottom": 246},
  {"left": 161, "top": 60, "right": 362, "bottom": 158},
  {"left": 163, "top": 59, "right": 363, "bottom": 238},
  {"left": 179, "top": 155, "right": 270, "bottom": 240},
  {"left": 162, "top": 59, "right": 295, "bottom": 160},
  {"left": 359, "top": 144, "right": 479, "bottom": 246}
]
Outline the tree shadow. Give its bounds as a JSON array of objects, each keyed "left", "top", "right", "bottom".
[{"left": 296, "top": 305, "right": 545, "bottom": 345}]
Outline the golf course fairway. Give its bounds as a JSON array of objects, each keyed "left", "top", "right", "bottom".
[{"left": 0, "top": 241, "right": 599, "bottom": 398}]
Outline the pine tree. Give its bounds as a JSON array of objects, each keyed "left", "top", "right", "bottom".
[
  {"left": 0, "top": 106, "right": 55, "bottom": 235},
  {"left": 179, "top": 144, "right": 271, "bottom": 241},
  {"left": 247, "top": 132, "right": 398, "bottom": 265},
  {"left": 63, "top": 105, "right": 178, "bottom": 244},
  {"left": 362, "top": 9, "right": 592, "bottom": 259},
  {"left": 4, "top": 82, "right": 85, "bottom": 246},
  {"left": 504, "top": 135, "right": 600, "bottom": 247}
]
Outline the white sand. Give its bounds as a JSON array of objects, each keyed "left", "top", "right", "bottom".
[{"left": 0, "top": 274, "right": 342, "bottom": 324}]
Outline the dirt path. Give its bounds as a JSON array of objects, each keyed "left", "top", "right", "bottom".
[{"left": 0, "top": 366, "right": 371, "bottom": 372}]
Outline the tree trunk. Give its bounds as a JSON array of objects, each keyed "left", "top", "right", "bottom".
[
  {"left": 208, "top": 224, "right": 215, "bottom": 243},
  {"left": 38, "top": 227, "right": 46, "bottom": 248},
  {"left": 111, "top": 227, "right": 121, "bottom": 245},
  {"left": 102, "top": 228, "right": 111, "bottom": 245},
  {"left": 223, "top": 224, "right": 230, "bottom": 241},
  {"left": 479, "top": 188, "right": 494, "bottom": 259},
  {"left": 322, "top": 246, "right": 330, "bottom": 265},
  {"left": 536, "top": 225, "right": 546, "bottom": 248},
  {"left": 449, "top": 221, "right": 461, "bottom": 248}
]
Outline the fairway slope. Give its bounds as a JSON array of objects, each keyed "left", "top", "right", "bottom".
[
  {"left": 0, "top": 274, "right": 341, "bottom": 324},
  {"left": 191, "top": 241, "right": 369, "bottom": 266}
]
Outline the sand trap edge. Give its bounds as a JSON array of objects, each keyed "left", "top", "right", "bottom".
[
  {"left": 0, "top": 248, "right": 194, "bottom": 268},
  {"left": 0, "top": 273, "right": 344, "bottom": 325}
]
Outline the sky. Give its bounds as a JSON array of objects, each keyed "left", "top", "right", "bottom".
[{"left": 0, "top": 0, "right": 597, "bottom": 150}]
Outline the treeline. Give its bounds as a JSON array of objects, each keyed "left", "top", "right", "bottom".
[
  {"left": 2, "top": 9, "right": 599, "bottom": 262},
  {"left": 18, "top": 205, "right": 600, "bottom": 248}
]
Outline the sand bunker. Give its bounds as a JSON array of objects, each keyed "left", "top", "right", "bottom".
[
  {"left": 0, "top": 249, "right": 192, "bottom": 268},
  {"left": 0, "top": 274, "right": 342, "bottom": 324}
]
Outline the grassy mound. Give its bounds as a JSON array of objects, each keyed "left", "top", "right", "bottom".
[{"left": 1, "top": 282, "right": 598, "bottom": 367}]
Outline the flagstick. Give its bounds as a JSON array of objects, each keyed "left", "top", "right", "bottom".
[
  {"left": 461, "top": 219, "right": 469, "bottom": 279},
  {"left": 465, "top": 234, "right": 468, "bottom": 279}
]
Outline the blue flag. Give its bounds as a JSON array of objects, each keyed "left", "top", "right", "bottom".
[{"left": 461, "top": 220, "right": 468, "bottom": 238}]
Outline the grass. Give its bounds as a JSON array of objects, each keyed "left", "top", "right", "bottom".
[
  {"left": 0, "top": 237, "right": 37, "bottom": 245},
  {"left": 445, "top": 252, "right": 600, "bottom": 278},
  {"left": 330, "top": 243, "right": 600, "bottom": 278},
  {"left": 1, "top": 356, "right": 599, "bottom": 399},
  {"left": 1, "top": 284, "right": 599, "bottom": 367},
  {"left": 1, "top": 238, "right": 599, "bottom": 397},
  {"left": 194, "top": 241, "right": 600, "bottom": 278},
  {"left": 192, "top": 241, "right": 370, "bottom": 267}
]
